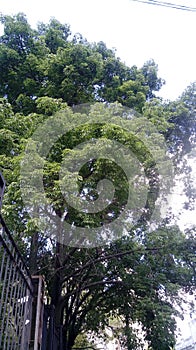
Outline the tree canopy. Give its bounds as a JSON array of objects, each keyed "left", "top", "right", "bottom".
[{"left": 0, "top": 13, "right": 195, "bottom": 350}]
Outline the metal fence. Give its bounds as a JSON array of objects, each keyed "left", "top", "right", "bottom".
[
  {"left": 0, "top": 214, "right": 34, "bottom": 350},
  {"left": 0, "top": 173, "right": 58, "bottom": 350}
]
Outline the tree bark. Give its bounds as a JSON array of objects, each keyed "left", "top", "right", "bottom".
[{"left": 29, "top": 231, "right": 39, "bottom": 275}]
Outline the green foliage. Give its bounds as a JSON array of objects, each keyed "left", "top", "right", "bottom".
[
  {"left": 0, "top": 13, "right": 164, "bottom": 114},
  {"left": 141, "top": 59, "right": 165, "bottom": 99},
  {"left": 37, "top": 18, "right": 70, "bottom": 53},
  {"left": 0, "top": 13, "right": 35, "bottom": 55},
  {"left": 0, "top": 14, "right": 195, "bottom": 350},
  {"left": 74, "top": 333, "right": 96, "bottom": 349}
]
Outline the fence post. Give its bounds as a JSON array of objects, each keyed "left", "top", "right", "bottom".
[{"left": 30, "top": 276, "right": 45, "bottom": 350}]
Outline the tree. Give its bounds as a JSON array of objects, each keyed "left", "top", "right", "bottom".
[
  {"left": 37, "top": 18, "right": 70, "bottom": 54},
  {"left": 1, "top": 98, "right": 195, "bottom": 349},
  {"left": 0, "top": 15, "right": 195, "bottom": 350},
  {"left": 141, "top": 59, "right": 165, "bottom": 99},
  {"left": 0, "top": 14, "right": 164, "bottom": 114}
]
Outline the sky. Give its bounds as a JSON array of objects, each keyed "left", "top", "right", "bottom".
[
  {"left": 0, "top": 0, "right": 196, "bottom": 101},
  {"left": 0, "top": 0, "right": 195, "bottom": 341}
]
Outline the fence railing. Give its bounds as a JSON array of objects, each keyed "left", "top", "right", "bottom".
[
  {"left": 0, "top": 173, "right": 57, "bottom": 350},
  {"left": 0, "top": 214, "right": 34, "bottom": 350}
]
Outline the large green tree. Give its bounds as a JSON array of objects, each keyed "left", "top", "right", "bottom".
[
  {"left": 0, "top": 13, "right": 164, "bottom": 114},
  {"left": 0, "top": 14, "right": 195, "bottom": 350}
]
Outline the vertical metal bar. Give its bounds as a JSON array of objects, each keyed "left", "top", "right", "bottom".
[
  {"left": 12, "top": 268, "right": 22, "bottom": 350},
  {"left": 9, "top": 273, "right": 20, "bottom": 349},
  {"left": 0, "top": 248, "right": 9, "bottom": 317},
  {"left": 5, "top": 264, "right": 15, "bottom": 349},
  {"left": 0, "top": 243, "right": 6, "bottom": 282},
  {"left": 2, "top": 256, "right": 16, "bottom": 350},
  {"left": 15, "top": 268, "right": 25, "bottom": 349},
  {"left": 33, "top": 276, "right": 44, "bottom": 350},
  {"left": 0, "top": 172, "right": 5, "bottom": 209},
  {"left": 4, "top": 255, "right": 18, "bottom": 350},
  {"left": 1, "top": 253, "right": 12, "bottom": 348},
  {"left": 0, "top": 245, "right": 7, "bottom": 332},
  {"left": 17, "top": 278, "right": 27, "bottom": 347},
  {"left": 10, "top": 262, "right": 20, "bottom": 349}
]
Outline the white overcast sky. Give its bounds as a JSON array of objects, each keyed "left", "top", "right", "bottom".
[{"left": 0, "top": 0, "right": 196, "bottom": 100}]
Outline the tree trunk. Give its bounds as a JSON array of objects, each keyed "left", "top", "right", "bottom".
[{"left": 29, "top": 231, "right": 39, "bottom": 275}]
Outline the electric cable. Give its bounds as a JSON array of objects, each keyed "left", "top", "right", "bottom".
[{"left": 130, "top": 0, "right": 196, "bottom": 12}]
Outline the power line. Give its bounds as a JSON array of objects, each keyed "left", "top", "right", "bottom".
[
  {"left": 130, "top": 0, "right": 196, "bottom": 11},
  {"left": 130, "top": 0, "right": 196, "bottom": 12}
]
